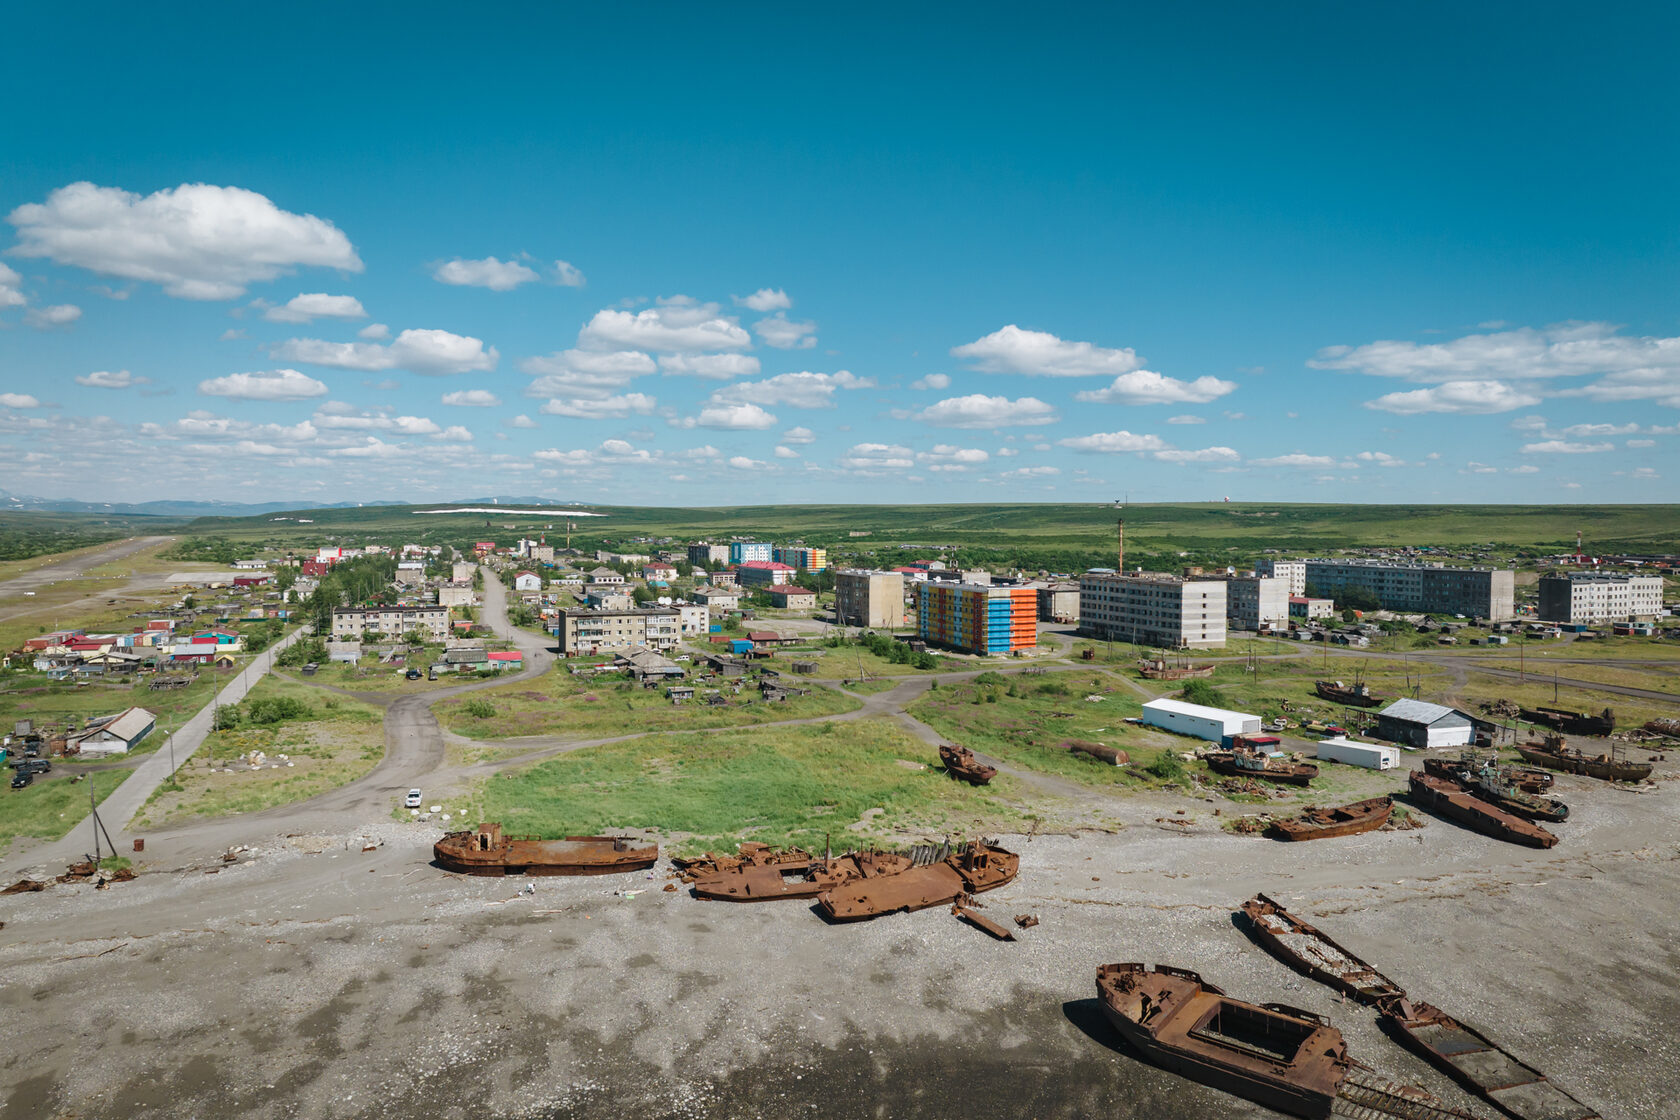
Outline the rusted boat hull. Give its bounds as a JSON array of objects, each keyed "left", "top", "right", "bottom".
[
  {"left": 1314, "top": 681, "right": 1383, "bottom": 708},
  {"left": 1382, "top": 1000, "right": 1600, "bottom": 1120},
  {"left": 1267, "top": 796, "right": 1392, "bottom": 841},
  {"left": 1095, "top": 963, "right": 1346, "bottom": 1120},
  {"left": 1514, "top": 745, "right": 1650, "bottom": 783},
  {"left": 1519, "top": 707, "right": 1614, "bottom": 737},
  {"left": 434, "top": 824, "right": 659, "bottom": 876},
  {"left": 1423, "top": 760, "right": 1569, "bottom": 822},
  {"left": 817, "top": 842, "right": 1017, "bottom": 922},
  {"left": 1207, "top": 753, "right": 1317, "bottom": 786},
  {"left": 1239, "top": 894, "right": 1405, "bottom": 1005},
  {"left": 1407, "top": 773, "right": 1557, "bottom": 848},
  {"left": 939, "top": 745, "right": 997, "bottom": 785},
  {"left": 690, "top": 862, "right": 831, "bottom": 901}
]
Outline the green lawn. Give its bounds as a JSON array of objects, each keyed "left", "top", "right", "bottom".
[
  {"left": 434, "top": 663, "right": 862, "bottom": 740},
  {"left": 464, "top": 718, "right": 1023, "bottom": 856},
  {"left": 0, "top": 768, "right": 128, "bottom": 856}
]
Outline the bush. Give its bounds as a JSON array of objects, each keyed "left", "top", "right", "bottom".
[
  {"left": 464, "top": 699, "right": 497, "bottom": 719},
  {"left": 277, "top": 637, "right": 328, "bottom": 668},
  {"left": 1178, "top": 679, "right": 1225, "bottom": 708},
  {"left": 1146, "top": 751, "right": 1187, "bottom": 782},
  {"left": 974, "top": 671, "right": 1007, "bottom": 687}
]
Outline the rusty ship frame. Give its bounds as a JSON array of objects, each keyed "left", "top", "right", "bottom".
[
  {"left": 817, "top": 839, "right": 1017, "bottom": 922},
  {"left": 433, "top": 822, "right": 659, "bottom": 876},
  {"left": 1266, "top": 796, "right": 1393, "bottom": 842},
  {"left": 938, "top": 743, "right": 997, "bottom": 785},
  {"left": 1407, "top": 772, "right": 1557, "bottom": 849},
  {"left": 1239, "top": 893, "right": 1405, "bottom": 1004}
]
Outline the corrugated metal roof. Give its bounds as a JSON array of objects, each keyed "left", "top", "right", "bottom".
[{"left": 1377, "top": 698, "right": 1470, "bottom": 725}]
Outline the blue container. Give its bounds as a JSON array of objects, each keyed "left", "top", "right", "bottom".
[
  {"left": 730, "top": 639, "right": 754, "bottom": 654},
  {"left": 709, "top": 624, "right": 722, "bottom": 633}
]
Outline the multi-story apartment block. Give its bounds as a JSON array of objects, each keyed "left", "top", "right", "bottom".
[
  {"left": 687, "top": 543, "right": 730, "bottom": 567},
  {"left": 1224, "top": 575, "right": 1289, "bottom": 632},
  {"left": 1300, "top": 560, "right": 1514, "bottom": 620},
  {"left": 729, "top": 541, "right": 773, "bottom": 564},
  {"left": 689, "top": 586, "right": 741, "bottom": 612},
  {"left": 1078, "top": 571, "right": 1227, "bottom": 650},
  {"left": 1035, "top": 582, "right": 1080, "bottom": 624},
  {"left": 555, "top": 607, "right": 681, "bottom": 655},
  {"left": 1253, "top": 559, "right": 1307, "bottom": 596},
  {"left": 1538, "top": 571, "right": 1665, "bottom": 623},
  {"left": 772, "top": 545, "right": 829, "bottom": 572},
  {"left": 451, "top": 560, "right": 477, "bottom": 583},
  {"left": 677, "top": 603, "right": 710, "bottom": 634},
  {"left": 834, "top": 569, "right": 906, "bottom": 629},
  {"left": 437, "top": 583, "right": 475, "bottom": 607},
  {"left": 735, "top": 560, "right": 796, "bottom": 586},
  {"left": 331, "top": 606, "right": 449, "bottom": 640},
  {"left": 917, "top": 583, "right": 1037, "bottom": 655}
]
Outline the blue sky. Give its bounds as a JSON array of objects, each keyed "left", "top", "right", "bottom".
[{"left": 2, "top": 3, "right": 1676, "bottom": 505}]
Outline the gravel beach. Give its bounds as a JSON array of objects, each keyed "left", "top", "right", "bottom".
[{"left": 2, "top": 769, "right": 1676, "bottom": 1120}]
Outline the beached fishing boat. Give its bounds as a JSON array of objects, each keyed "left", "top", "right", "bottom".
[
  {"left": 1314, "top": 678, "right": 1384, "bottom": 708},
  {"left": 1515, "top": 734, "right": 1651, "bottom": 783},
  {"left": 1266, "top": 796, "right": 1393, "bottom": 842},
  {"left": 1239, "top": 894, "right": 1404, "bottom": 1004},
  {"left": 1518, "top": 706, "right": 1614, "bottom": 737},
  {"left": 1423, "top": 757, "right": 1569, "bottom": 823},
  {"left": 817, "top": 840, "right": 1017, "bottom": 921},
  {"left": 1206, "top": 747, "right": 1318, "bottom": 786},
  {"left": 434, "top": 822, "right": 659, "bottom": 876},
  {"left": 1406, "top": 772, "right": 1557, "bottom": 849},
  {"left": 1382, "top": 998, "right": 1600, "bottom": 1120},
  {"left": 939, "top": 744, "right": 997, "bottom": 785}
]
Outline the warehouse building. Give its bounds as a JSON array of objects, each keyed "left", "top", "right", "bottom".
[
  {"left": 917, "top": 582, "right": 1036, "bottom": 655},
  {"left": 1374, "top": 698, "right": 1476, "bottom": 749},
  {"left": 1537, "top": 571, "right": 1664, "bottom": 624},
  {"left": 834, "top": 569, "right": 906, "bottom": 629},
  {"left": 1078, "top": 570, "right": 1228, "bottom": 650},
  {"left": 1300, "top": 560, "right": 1515, "bottom": 620},
  {"left": 1140, "top": 698, "right": 1261, "bottom": 742}
]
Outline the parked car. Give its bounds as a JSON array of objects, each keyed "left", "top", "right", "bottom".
[
  {"left": 11, "top": 772, "right": 33, "bottom": 790},
  {"left": 405, "top": 667, "right": 421, "bottom": 680},
  {"left": 404, "top": 788, "right": 423, "bottom": 808}
]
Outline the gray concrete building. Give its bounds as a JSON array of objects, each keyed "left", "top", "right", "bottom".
[
  {"left": 1254, "top": 559, "right": 1307, "bottom": 596},
  {"left": 1035, "top": 581, "right": 1080, "bottom": 624},
  {"left": 834, "top": 569, "right": 906, "bottom": 629},
  {"left": 1538, "top": 571, "right": 1665, "bottom": 623},
  {"left": 1078, "top": 571, "right": 1227, "bottom": 650},
  {"left": 1224, "top": 575, "right": 1289, "bottom": 632},
  {"left": 555, "top": 606, "right": 681, "bottom": 655},
  {"left": 687, "top": 542, "right": 730, "bottom": 567},
  {"left": 1301, "top": 560, "right": 1515, "bottom": 620}
]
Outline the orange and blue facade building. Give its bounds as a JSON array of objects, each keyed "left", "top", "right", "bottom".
[{"left": 917, "top": 583, "right": 1036, "bottom": 655}]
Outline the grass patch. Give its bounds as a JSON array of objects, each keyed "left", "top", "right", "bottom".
[
  {"left": 435, "top": 665, "right": 862, "bottom": 741},
  {"left": 467, "top": 718, "right": 1022, "bottom": 855},
  {"left": 0, "top": 769, "right": 128, "bottom": 855}
]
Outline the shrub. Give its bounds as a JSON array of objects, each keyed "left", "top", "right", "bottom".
[
  {"left": 1146, "top": 751, "right": 1187, "bottom": 782},
  {"left": 1178, "top": 679, "right": 1225, "bottom": 707},
  {"left": 464, "top": 699, "right": 497, "bottom": 719}
]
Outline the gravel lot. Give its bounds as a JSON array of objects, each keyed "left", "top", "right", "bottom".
[{"left": 2, "top": 771, "right": 1676, "bottom": 1120}]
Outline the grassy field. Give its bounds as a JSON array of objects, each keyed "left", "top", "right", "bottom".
[
  {"left": 0, "top": 768, "right": 128, "bottom": 856},
  {"left": 132, "top": 677, "right": 385, "bottom": 826},
  {"left": 434, "top": 663, "right": 862, "bottom": 740},
  {"left": 462, "top": 718, "right": 1023, "bottom": 856},
  {"left": 0, "top": 670, "right": 231, "bottom": 754}
]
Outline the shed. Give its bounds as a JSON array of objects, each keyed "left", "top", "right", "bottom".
[
  {"left": 68, "top": 707, "right": 156, "bottom": 757},
  {"left": 1314, "top": 737, "right": 1400, "bottom": 770},
  {"left": 1140, "top": 698, "right": 1262, "bottom": 742},
  {"left": 1374, "top": 698, "right": 1474, "bottom": 749}
]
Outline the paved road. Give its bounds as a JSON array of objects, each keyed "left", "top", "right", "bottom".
[
  {"left": 5, "top": 625, "right": 309, "bottom": 874},
  {"left": 0, "top": 534, "right": 176, "bottom": 612}
]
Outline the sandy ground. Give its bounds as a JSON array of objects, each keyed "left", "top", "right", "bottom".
[{"left": 2, "top": 765, "right": 1675, "bottom": 1120}]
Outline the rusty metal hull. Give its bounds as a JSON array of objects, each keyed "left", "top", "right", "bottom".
[
  {"left": 1382, "top": 1000, "right": 1600, "bottom": 1120},
  {"left": 817, "top": 842, "right": 1018, "bottom": 922},
  {"left": 1515, "top": 743, "right": 1650, "bottom": 783},
  {"left": 1095, "top": 963, "right": 1348, "bottom": 1120},
  {"left": 1239, "top": 894, "right": 1405, "bottom": 1005},
  {"left": 1207, "top": 751, "right": 1318, "bottom": 786},
  {"left": 1407, "top": 773, "right": 1557, "bottom": 849},
  {"left": 1519, "top": 707, "right": 1614, "bottom": 737},
  {"left": 1267, "top": 796, "right": 1392, "bottom": 841},
  {"left": 1314, "top": 681, "right": 1384, "bottom": 708},
  {"left": 434, "top": 827, "right": 659, "bottom": 876},
  {"left": 939, "top": 744, "right": 997, "bottom": 785},
  {"left": 1423, "top": 759, "right": 1569, "bottom": 822},
  {"left": 689, "top": 849, "right": 912, "bottom": 902}
]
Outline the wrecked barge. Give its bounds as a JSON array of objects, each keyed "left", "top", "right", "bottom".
[
  {"left": 1314, "top": 679, "right": 1385, "bottom": 708},
  {"left": 685, "top": 844, "right": 913, "bottom": 903},
  {"left": 434, "top": 822, "right": 659, "bottom": 876},
  {"left": 817, "top": 839, "right": 1017, "bottom": 922},
  {"left": 1266, "top": 796, "right": 1393, "bottom": 842},
  {"left": 1407, "top": 772, "right": 1557, "bottom": 849},
  {"left": 1519, "top": 706, "right": 1614, "bottom": 737},
  {"left": 1205, "top": 747, "right": 1318, "bottom": 786},
  {"left": 1423, "top": 757, "right": 1568, "bottom": 823},
  {"left": 1240, "top": 893, "right": 1405, "bottom": 1005},
  {"left": 938, "top": 744, "right": 997, "bottom": 785}
]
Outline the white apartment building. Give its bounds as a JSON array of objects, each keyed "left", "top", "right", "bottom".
[
  {"left": 331, "top": 606, "right": 449, "bottom": 640},
  {"left": 678, "top": 603, "right": 710, "bottom": 634},
  {"left": 555, "top": 607, "right": 681, "bottom": 655},
  {"left": 1254, "top": 559, "right": 1306, "bottom": 596},
  {"left": 1300, "top": 560, "right": 1515, "bottom": 619},
  {"left": 1078, "top": 571, "right": 1227, "bottom": 650},
  {"left": 1225, "top": 575, "right": 1289, "bottom": 632},
  {"left": 1538, "top": 571, "right": 1665, "bottom": 623}
]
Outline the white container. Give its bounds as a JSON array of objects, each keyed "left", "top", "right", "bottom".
[
  {"left": 1140, "top": 698, "right": 1262, "bottom": 742},
  {"left": 1315, "top": 737, "right": 1400, "bottom": 770}
]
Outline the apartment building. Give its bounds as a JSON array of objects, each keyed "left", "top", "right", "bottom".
[
  {"left": 1254, "top": 559, "right": 1307, "bottom": 596},
  {"left": 772, "top": 545, "right": 829, "bottom": 572},
  {"left": 689, "top": 586, "right": 741, "bottom": 612},
  {"left": 1078, "top": 571, "right": 1227, "bottom": 650},
  {"left": 1301, "top": 560, "right": 1515, "bottom": 620},
  {"left": 1035, "top": 582, "right": 1080, "bottom": 624},
  {"left": 735, "top": 560, "right": 797, "bottom": 586},
  {"left": 555, "top": 606, "right": 681, "bottom": 655},
  {"left": 1225, "top": 575, "right": 1289, "bottom": 632},
  {"left": 330, "top": 606, "right": 449, "bottom": 640},
  {"left": 834, "top": 569, "right": 906, "bottom": 629},
  {"left": 1538, "top": 571, "right": 1665, "bottom": 623},
  {"left": 687, "top": 543, "right": 730, "bottom": 566},
  {"left": 437, "top": 583, "right": 475, "bottom": 607},
  {"left": 917, "top": 583, "right": 1036, "bottom": 655},
  {"left": 728, "top": 541, "right": 772, "bottom": 564}
]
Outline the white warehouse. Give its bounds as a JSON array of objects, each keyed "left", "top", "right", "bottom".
[
  {"left": 1314, "top": 737, "right": 1400, "bottom": 770},
  {"left": 1141, "top": 698, "right": 1261, "bottom": 743}
]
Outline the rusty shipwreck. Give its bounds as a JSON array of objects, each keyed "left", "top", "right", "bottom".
[
  {"left": 1266, "top": 796, "right": 1393, "bottom": 842},
  {"left": 939, "top": 743, "right": 997, "bottom": 785},
  {"left": 1239, "top": 893, "right": 1405, "bottom": 1004},
  {"left": 817, "top": 839, "right": 1017, "bottom": 922},
  {"left": 1206, "top": 746, "right": 1318, "bottom": 786},
  {"left": 1423, "top": 756, "right": 1569, "bottom": 823},
  {"left": 1515, "top": 734, "right": 1651, "bottom": 783},
  {"left": 434, "top": 822, "right": 659, "bottom": 876},
  {"left": 682, "top": 843, "right": 913, "bottom": 903},
  {"left": 1407, "top": 772, "right": 1557, "bottom": 848}
]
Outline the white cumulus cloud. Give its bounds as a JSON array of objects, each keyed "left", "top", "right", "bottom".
[
  {"left": 710, "top": 370, "right": 872, "bottom": 409},
  {"left": 198, "top": 369, "right": 329, "bottom": 401},
  {"left": 6, "top": 181, "right": 361, "bottom": 299},
  {"left": 728, "top": 455, "right": 767, "bottom": 470},
  {"left": 553, "top": 260, "right": 586, "bottom": 287},
  {"left": 911, "top": 373, "right": 951, "bottom": 391},
  {"left": 736, "top": 288, "right": 791, "bottom": 312},
  {"left": 782, "top": 426, "right": 816, "bottom": 444},
  {"left": 263, "top": 292, "right": 367, "bottom": 323},
  {"left": 1166, "top": 414, "right": 1206, "bottom": 424},
  {"left": 273, "top": 328, "right": 497, "bottom": 376},
  {"left": 952, "top": 324, "right": 1143, "bottom": 377},
  {"left": 913, "top": 394, "right": 1057, "bottom": 428},
  {"left": 838, "top": 443, "right": 915, "bottom": 472},
  {"left": 1057, "top": 431, "right": 1171, "bottom": 453},
  {"left": 753, "top": 312, "right": 818, "bottom": 350},
  {"left": 916, "top": 444, "right": 990, "bottom": 472},
  {"left": 1520, "top": 440, "right": 1614, "bottom": 454},
  {"left": 539, "top": 393, "right": 658, "bottom": 419},
  {"left": 1366, "top": 380, "right": 1542, "bottom": 415},
  {"left": 1312, "top": 322, "right": 1680, "bottom": 382},
  {"left": 579, "top": 300, "right": 750, "bottom": 352},
  {"left": 442, "top": 389, "right": 501, "bottom": 407},
  {"left": 1250, "top": 453, "right": 1341, "bottom": 468},
  {"left": 432, "top": 256, "right": 539, "bottom": 291},
  {"left": 679, "top": 403, "right": 779, "bottom": 430},
  {"left": 1152, "top": 446, "right": 1241, "bottom": 463},
  {"left": 25, "top": 303, "right": 81, "bottom": 328},
  {"left": 0, "top": 393, "right": 42, "bottom": 408},
  {"left": 1074, "top": 369, "right": 1237, "bottom": 405},
  {"left": 76, "top": 369, "right": 146, "bottom": 389},
  {"left": 774, "top": 445, "right": 800, "bottom": 459},
  {"left": 0, "top": 263, "right": 24, "bottom": 309},
  {"left": 658, "top": 352, "right": 760, "bottom": 379},
  {"left": 358, "top": 322, "right": 390, "bottom": 340}
]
